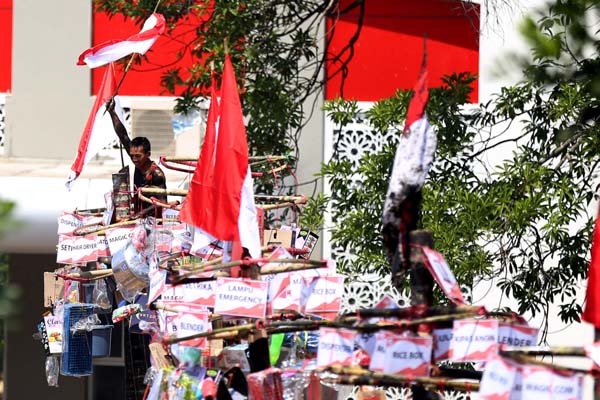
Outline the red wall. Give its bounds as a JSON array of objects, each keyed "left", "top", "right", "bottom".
[
  {"left": 325, "top": 0, "right": 479, "bottom": 102},
  {"left": 91, "top": 12, "right": 207, "bottom": 96},
  {"left": 0, "top": 0, "right": 12, "bottom": 93}
]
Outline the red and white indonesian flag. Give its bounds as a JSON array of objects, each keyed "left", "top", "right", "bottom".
[
  {"left": 382, "top": 62, "right": 437, "bottom": 224},
  {"left": 77, "top": 13, "right": 166, "bottom": 68},
  {"left": 179, "top": 54, "right": 261, "bottom": 258},
  {"left": 66, "top": 63, "right": 126, "bottom": 189}
]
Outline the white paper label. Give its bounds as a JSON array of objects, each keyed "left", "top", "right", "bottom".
[
  {"left": 214, "top": 278, "right": 268, "bottom": 318},
  {"left": 105, "top": 226, "right": 136, "bottom": 255},
  {"left": 521, "top": 365, "right": 582, "bottom": 400},
  {"left": 302, "top": 274, "right": 345, "bottom": 313},
  {"left": 433, "top": 328, "right": 453, "bottom": 361},
  {"left": 316, "top": 327, "right": 356, "bottom": 367},
  {"left": 383, "top": 334, "right": 432, "bottom": 376},
  {"left": 450, "top": 319, "right": 498, "bottom": 362},
  {"left": 422, "top": 247, "right": 465, "bottom": 305},
  {"left": 478, "top": 354, "right": 517, "bottom": 399}
]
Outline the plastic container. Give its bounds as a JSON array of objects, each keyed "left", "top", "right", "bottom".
[
  {"left": 92, "top": 325, "right": 113, "bottom": 358},
  {"left": 111, "top": 243, "right": 150, "bottom": 301}
]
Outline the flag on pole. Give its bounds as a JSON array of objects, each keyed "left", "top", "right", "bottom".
[
  {"left": 179, "top": 55, "right": 261, "bottom": 258},
  {"left": 66, "top": 63, "right": 126, "bottom": 189},
  {"left": 77, "top": 13, "right": 166, "bottom": 68},
  {"left": 180, "top": 72, "right": 219, "bottom": 252},
  {"left": 582, "top": 205, "right": 600, "bottom": 328},
  {"left": 381, "top": 48, "right": 437, "bottom": 272}
]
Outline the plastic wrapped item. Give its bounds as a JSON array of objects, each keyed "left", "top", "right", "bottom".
[
  {"left": 45, "top": 355, "right": 60, "bottom": 387},
  {"left": 247, "top": 367, "right": 284, "bottom": 400},
  {"left": 63, "top": 280, "right": 80, "bottom": 304},
  {"left": 93, "top": 278, "right": 111, "bottom": 309},
  {"left": 70, "top": 314, "right": 101, "bottom": 334},
  {"left": 131, "top": 221, "right": 149, "bottom": 251},
  {"left": 112, "top": 303, "right": 141, "bottom": 323}
]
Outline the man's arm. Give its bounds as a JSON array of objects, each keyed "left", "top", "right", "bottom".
[{"left": 106, "top": 98, "right": 131, "bottom": 152}]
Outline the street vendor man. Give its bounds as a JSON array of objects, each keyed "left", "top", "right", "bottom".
[{"left": 106, "top": 99, "right": 167, "bottom": 212}]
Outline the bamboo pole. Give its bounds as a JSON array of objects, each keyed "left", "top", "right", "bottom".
[
  {"left": 162, "top": 155, "right": 294, "bottom": 163},
  {"left": 499, "top": 346, "right": 586, "bottom": 357},
  {"left": 319, "top": 365, "right": 480, "bottom": 393},
  {"left": 163, "top": 310, "right": 480, "bottom": 344},
  {"left": 170, "top": 258, "right": 327, "bottom": 283}
]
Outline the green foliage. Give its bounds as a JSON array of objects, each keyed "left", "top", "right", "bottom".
[
  {"left": 94, "top": 0, "right": 353, "bottom": 194},
  {"left": 320, "top": 1, "right": 600, "bottom": 330}
]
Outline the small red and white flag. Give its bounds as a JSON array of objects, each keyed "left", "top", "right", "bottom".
[
  {"left": 77, "top": 13, "right": 166, "bottom": 68},
  {"left": 179, "top": 55, "right": 261, "bottom": 258},
  {"left": 66, "top": 63, "right": 126, "bottom": 189}
]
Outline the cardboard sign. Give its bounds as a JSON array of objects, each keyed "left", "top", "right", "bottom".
[
  {"left": 521, "top": 365, "right": 582, "bottom": 400},
  {"left": 432, "top": 327, "right": 453, "bottom": 361},
  {"left": 214, "top": 278, "right": 268, "bottom": 318},
  {"left": 450, "top": 319, "right": 498, "bottom": 362},
  {"left": 56, "top": 235, "right": 98, "bottom": 264},
  {"left": 263, "top": 230, "right": 294, "bottom": 248},
  {"left": 43, "top": 315, "right": 64, "bottom": 354},
  {"left": 57, "top": 212, "right": 84, "bottom": 235},
  {"left": 44, "top": 272, "right": 65, "bottom": 307},
  {"left": 422, "top": 247, "right": 465, "bottom": 305},
  {"left": 302, "top": 274, "right": 345, "bottom": 314},
  {"left": 383, "top": 334, "right": 432, "bottom": 376},
  {"left": 316, "top": 327, "right": 356, "bottom": 367},
  {"left": 173, "top": 309, "right": 210, "bottom": 348},
  {"left": 105, "top": 226, "right": 136, "bottom": 255},
  {"left": 498, "top": 322, "right": 538, "bottom": 348},
  {"left": 478, "top": 354, "right": 517, "bottom": 400},
  {"left": 96, "top": 235, "right": 111, "bottom": 257}
]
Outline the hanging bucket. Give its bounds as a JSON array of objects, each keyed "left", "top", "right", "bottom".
[{"left": 92, "top": 325, "right": 113, "bottom": 358}]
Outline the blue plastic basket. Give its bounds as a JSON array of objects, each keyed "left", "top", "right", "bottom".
[{"left": 60, "top": 304, "right": 95, "bottom": 376}]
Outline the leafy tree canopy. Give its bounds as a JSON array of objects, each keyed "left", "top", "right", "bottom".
[{"left": 94, "top": 0, "right": 600, "bottom": 336}]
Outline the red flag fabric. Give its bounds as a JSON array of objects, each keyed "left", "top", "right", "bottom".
[
  {"left": 77, "top": 13, "right": 165, "bottom": 68},
  {"left": 403, "top": 66, "right": 429, "bottom": 134},
  {"left": 179, "top": 55, "right": 261, "bottom": 258},
  {"left": 583, "top": 206, "right": 600, "bottom": 327},
  {"left": 66, "top": 63, "right": 126, "bottom": 189}
]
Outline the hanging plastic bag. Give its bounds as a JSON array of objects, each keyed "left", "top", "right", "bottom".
[
  {"left": 93, "top": 278, "right": 111, "bottom": 309},
  {"left": 45, "top": 355, "right": 60, "bottom": 387}
]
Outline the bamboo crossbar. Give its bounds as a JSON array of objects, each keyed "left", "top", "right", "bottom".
[
  {"left": 170, "top": 258, "right": 327, "bottom": 283},
  {"left": 319, "top": 365, "right": 480, "bottom": 393},
  {"left": 163, "top": 311, "right": 481, "bottom": 344},
  {"left": 500, "top": 346, "right": 586, "bottom": 357},
  {"left": 163, "top": 155, "right": 295, "bottom": 163}
]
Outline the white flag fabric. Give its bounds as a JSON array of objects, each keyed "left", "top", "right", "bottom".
[
  {"left": 66, "top": 63, "right": 126, "bottom": 189},
  {"left": 77, "top": 13, "right": 166, "bottom": 68}
]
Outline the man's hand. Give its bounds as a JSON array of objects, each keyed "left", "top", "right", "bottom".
[{"left": 105, "top": 97, "right": 116, "bottom": 114}]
